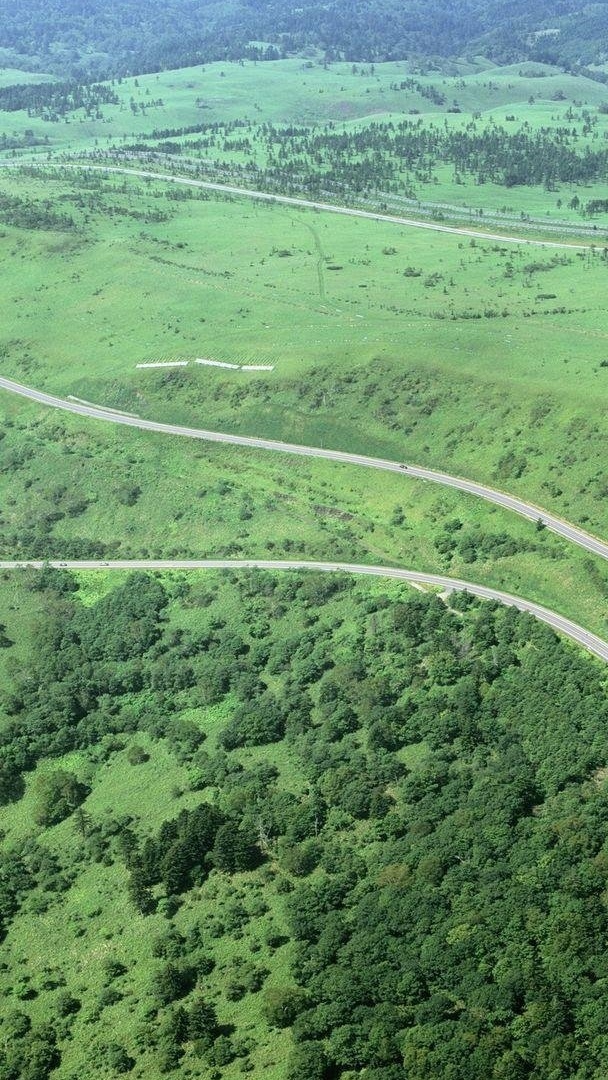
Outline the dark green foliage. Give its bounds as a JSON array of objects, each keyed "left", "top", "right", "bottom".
[
  {"left": 54, "top": 991, "right": 81, "bottom": 1017},
  {"left": 0, "top": 1022, "right": 60, "bottom": 1080},
  {"left": 101, "top": 958, "right": 127, "bottom": 983},
  {"left": 207, "top": 1034, "right": 236, "bottom": 1067},
  {"left": 134, "top": 803, "right": 224, "bottom": 894},
  {"left": 126, "top": 866, "right": 156, "bottom": 915},
  {"left": 0, "top": 81, "right": 119, "bottom": 116},
  {"left": 73, "top": 572, "right": 168, "bottom": 661},
  {"left": 268, "top": 590, "right": 608, "bottom": 1077},
  {"left": 0, "top": 192, "right": 75, "bottom": 232},
  {"left": 201, "top": 117, "right": 608, "bottom": 201},
  {"left": 280, "top": 839, "right": 322, "bottom": 877},
  {"left": 187, "top": 996, "right": 219, "bottom": 1047},
  {"left": 3, "top": 572, "right": 608, "bottom": 1077},
  {"left": 116, "top": 482, "right": 142, "bottom": 507},
  {"left": 262, "top": 986, "right": 310, "bottom": 1028},
  {"left": 0, "top": 760, "right": 24, "bottom": 807},
  {"left": 219, "top": 693, "right": 287, "bottom": 749},
  {"left": 126, "top": 744, "right": 149, "bottom": 765},
  {"left": 152, "top": 961, "right": 196, "bottom": 1006},
  {"left": 33, "top": 770, "right": 90, "bottom": 827},
  {"left": 103, "top": 1044, "right": 135, "bottom": 1073},
  {"left": 0, "top": 839, "right": 66, "bottom": 940},
  {"left": 211, "top": 823, "right": 261, "bottom": 874},
  {"left": 0, "top": 573, "right": 168, "bottom": 789},
  {"left": 285, "top": 1042, "right": 330, "bottom": 1080},
  {"left": 0, "top": 0, "right": 606, "bottom": 78}
]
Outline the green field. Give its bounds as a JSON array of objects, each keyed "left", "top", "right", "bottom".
[
  {"left": 2, "top": 57, "right": 608, "bottom": 224},
  {"left": 3, "top": 38, "right": 608, "bottom": 1080},
  {"left": 1, "top": 165, "right": 607, "bottom": 514},
  {"left": 0, "top": 160, "right": 607, "bottom": 633}
]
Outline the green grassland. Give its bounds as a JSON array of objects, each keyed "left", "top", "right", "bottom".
[
  {"left": 2, "top": 58, "right": 606, "bottom": 142},
  {"left": 1, "top": 166, "right": 607, "bottom": 527},
  {"left": 2, "top": 386, "right": 607, "bottom": 637},
  {"left": 2, "top": 58, "right": 608, "bottom": 223},
  {"left": 0, "top": 164, "right": 607, "bottom": 633},
  {"left": 2, "top": 50, "right": 608, "bottom": 1080}
]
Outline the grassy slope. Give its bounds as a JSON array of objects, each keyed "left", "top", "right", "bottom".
[
  {"left": 0, "top": 164, "right": 607, "bottom": 630},
  {"left": 2, "top": 58, "right": 607, "bottom": 221},
  {"left": 2, "top": 389, "right": 607, "bottom": 636},
  {"left": 0, "top": 51, "right": 608, "bottom": 1080}
]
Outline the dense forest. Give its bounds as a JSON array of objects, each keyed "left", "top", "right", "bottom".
[
  {"left": 2, "top": 568, "right": 608, "bottom": 1077},
  {"left": 0, "top": 0, "right": 607, "bottom": 79}
]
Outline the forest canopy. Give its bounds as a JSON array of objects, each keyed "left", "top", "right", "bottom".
[
  {"left": 0, "top": 0, "right": 607, "bottom": 79},
  {"left": 2, "top": 569, "right": 608, "bottom": 1077}
]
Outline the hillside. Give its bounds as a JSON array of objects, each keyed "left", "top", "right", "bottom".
[
  {"left": 0, "top": 0, "right": 607, "bottom": 79},
  {"left": 2, "top": 569, "right": 608, "bottom": 1079},
  {"left": 1, "top": 2, "right": 608, "bottom": 1078}
]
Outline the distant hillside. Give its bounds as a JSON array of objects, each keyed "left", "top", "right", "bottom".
[{"left": 0, "top": 0, "right": 606, "bottom": 79}]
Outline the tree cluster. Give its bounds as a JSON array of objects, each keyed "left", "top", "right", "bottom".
[{"left": 3, "top": 570, "right": 608, "bottom": 1077}]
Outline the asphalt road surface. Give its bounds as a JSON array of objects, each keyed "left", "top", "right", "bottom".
[
  {"left": 2, "top": 558, "right": 607, "bottom": 662},
  {"left": 48, "top": 162, "right": 593, "bottom": 251},
  {"left": 2, "top": 375, "right": 607, "bottom": 561}
]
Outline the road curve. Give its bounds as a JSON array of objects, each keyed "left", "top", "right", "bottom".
[
  {"left": 2, "top": 375, "right": 608, "bottom": 561},
  {"left": 3, "top": 160, "right": 592, "bottom": 251},
  {"left": 2, "top": 558, "right": 607, "bottom": 662}
]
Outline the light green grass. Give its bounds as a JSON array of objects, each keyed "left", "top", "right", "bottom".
[
  {"left": 0, "top": 68, "right": 55, "bottom": 86},
  {"left": 0, "top": 167, "right": 607, "bottom": 633},
  {"left": 1, "top": 396, "right": 608, "bottom": 634},
  {"left": 1, "top": 168, "right": 607, "bottom": 523},
  {"left": 2, "top": 57, "right": 607, "bottom": 226}
]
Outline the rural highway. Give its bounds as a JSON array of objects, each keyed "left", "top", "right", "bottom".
[
  {"left": 2, "top": 558, "right": 607, "bottom": 662},
  {"left": 2, "top": 160, "right": 593, "bottom": 250},
  {"left": 51, "top": 159, "right": 596, "bottom": 250},
  {"left": 2, "top": 375, "right": 608, "bottom": 561}
]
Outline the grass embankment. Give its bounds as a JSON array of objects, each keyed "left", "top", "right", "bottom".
[
  {"left": 0, "top": 168, "right": 606, "bottom": 509},
  {"left": 0, "top": 168, "right": 607, "bottom": 630},
  {"left": 1, "top": 392, "right": 606, "bottom": 636}
]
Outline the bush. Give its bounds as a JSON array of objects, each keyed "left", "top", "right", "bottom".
[
  {"left": 33, "top": 770, "right": 90, "bottom": 827},
  {"left": 285, "top": 1042, "right": 329, "bottom": 1080},
  {"left": 263, "top": 986, "right": 310, "bottom": 1029},
  {"left": 126, "top": 745, "right": 149, "bottom": 765}
]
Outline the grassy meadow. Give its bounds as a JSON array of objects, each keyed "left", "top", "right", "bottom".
[
  {"left": 1, "top": 57, "right": 608, "bottom": 222},
  {"left": 0, "top": 165, "right": 607, "bottom": 530},
  {"left": 2, "top": 48, "right": 608, "bottom": 1080},
  {"left": 2, "top": 385, "right": 608, "bottom": 636}
]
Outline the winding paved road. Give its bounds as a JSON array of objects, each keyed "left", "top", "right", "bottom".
[
  {"left": 2, "top": 160, "right": 593, "bottom": 250},
  {"left": 2, "top": 558, "right": 607, "bottom": 662},
  {"left": 2, "top": 375, "right": 608, "bottom": 561}
]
